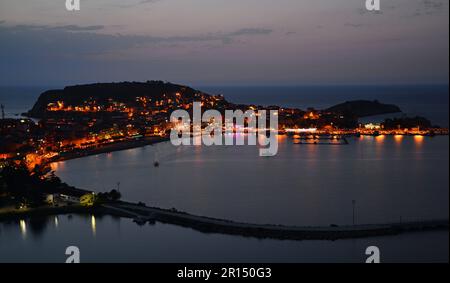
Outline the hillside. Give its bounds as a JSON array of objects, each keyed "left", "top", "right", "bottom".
[{"left": 26, "top": 81, "right": 211, "bottom": 118}]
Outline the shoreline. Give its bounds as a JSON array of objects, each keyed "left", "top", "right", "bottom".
[
  {"left": 0, "top": 205, "right": 107, "bottom": 222},
  {"left": 48, "top": 136, "right": 170, "bottom": 163}
]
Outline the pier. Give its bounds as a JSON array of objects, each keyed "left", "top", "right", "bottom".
[
  {"left": 290, "top": 135, "right": 349, "bottom": 145},
  {"left": 102, "top": 202, "right": 448, "bottom": 241}
]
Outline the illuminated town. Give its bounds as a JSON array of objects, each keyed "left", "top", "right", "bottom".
[{"left": 0, "top": 82, "right": 448, "bottom": 173}]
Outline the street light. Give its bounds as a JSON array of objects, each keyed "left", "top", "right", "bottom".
[{"left": 352, "top": 200, "right": 356, "bottom": 225}]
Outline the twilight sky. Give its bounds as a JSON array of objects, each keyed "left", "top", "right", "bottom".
[{"left": 0, "top": 0, "right": 448, "bottom": 86}]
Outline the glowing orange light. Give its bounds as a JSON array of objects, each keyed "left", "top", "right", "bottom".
[
  {"left": 375, "top": 135, "right": 385, "bottom": 143},
  {"left": 414, "top": 135, "right": 424, "bottom": 144}
]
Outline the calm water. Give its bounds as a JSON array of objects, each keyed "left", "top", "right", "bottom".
[
  {"left": 0, "top": 215, "right": 447, "bottom": 263},
  {"left": 53, "top": 136, "right": 448, "bottom": 226},
  {"left": 0, "top": 86, "right": 50, "bottom": 118},
  {"left": 0, "top": 85, "right": 448, "bottom": 262}
]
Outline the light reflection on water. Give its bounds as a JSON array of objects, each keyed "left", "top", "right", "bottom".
[
  {"left": 394, "top": 135, "right": 404, "bottom": 145},
  {"left": 91, "top": 215, "right": 97, "bottom": 237},
  {"left": 19, "top": 220, "right": 27, "bottom": 239},
  {"left": 414, "top": 135, "right": 425, "bottom": 147}
]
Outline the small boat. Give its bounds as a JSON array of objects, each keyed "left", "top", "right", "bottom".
[
  {"left": 154, "top": 146, "right": 160, "bottom": 167},
  {"left": 259, "top": 151, "right": 275, "bottom": 157},
  {"left": 133, "top": 214, "right": 156, "bottom": 226},
  {"left": 133, "top": 216, "right": 147, "bottom": 226}
]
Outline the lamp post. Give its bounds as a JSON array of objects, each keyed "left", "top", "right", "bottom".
[{"left": 352, "top": 200, "right": 356, "bottom": 225}]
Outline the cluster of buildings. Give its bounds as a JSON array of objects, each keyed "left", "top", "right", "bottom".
[{"left": 0, "top": 90, "right": 229, "bottom": 170}]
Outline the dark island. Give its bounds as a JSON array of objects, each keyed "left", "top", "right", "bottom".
[{"left": 326, "top": 100, "right": 401, "bottom": 118}]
